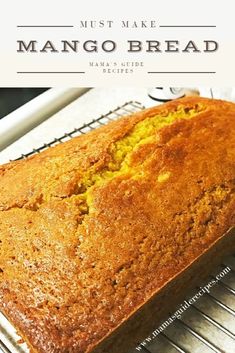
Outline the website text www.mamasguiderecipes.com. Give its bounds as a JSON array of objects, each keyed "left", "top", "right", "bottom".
[{"left": 136, "top": 265, "right": 231, "bottom": 351}]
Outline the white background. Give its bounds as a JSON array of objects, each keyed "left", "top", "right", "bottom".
[{"left": 0, "top": 0, "right": 234, "bottom": 86}]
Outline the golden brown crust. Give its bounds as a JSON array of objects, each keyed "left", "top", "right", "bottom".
[{"left": 0, "top": 97, "right": 235, "bottom": 353}]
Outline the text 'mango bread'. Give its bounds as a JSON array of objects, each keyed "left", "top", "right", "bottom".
[{"left": 0, "top": 97, "right": 234, "bottom": 353}]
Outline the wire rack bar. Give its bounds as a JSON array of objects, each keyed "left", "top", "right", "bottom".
[
  {"left": 176, "top": 319, "right": 223, "bottom": 353},
  {"left": 192, "top": 305, "right": 235, "bottom": 339},
  {"left": 160, "top": 333, "right": 188, "bottom": 353},
  {"left": 211, "top": 276, "right": 235, "bottom": 295},
  {"left": 204, "top": 293, "right": 235, "bottom": 316},
  {"left": 0, "top": 340, "right": 11, "bottom": 353}
]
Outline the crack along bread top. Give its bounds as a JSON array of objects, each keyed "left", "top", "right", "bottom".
[{"left": 0, "top": 97, "right": 234, "bottom": 353}]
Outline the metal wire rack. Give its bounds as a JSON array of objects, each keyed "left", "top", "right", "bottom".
[
  {"left": 0, "top": 101, "right": 234, "bottom": 353},
  {"left": 14, "top": 101, "right": 144, "bottom": 160}
]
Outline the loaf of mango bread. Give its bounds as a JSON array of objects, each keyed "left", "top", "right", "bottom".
[{"left": 0, "top": 97, "right": 234, "bottom": 353}]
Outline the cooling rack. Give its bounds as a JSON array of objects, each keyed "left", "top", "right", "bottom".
[{"left": 0, "top": 101, "right": 234, "bottom": 353}]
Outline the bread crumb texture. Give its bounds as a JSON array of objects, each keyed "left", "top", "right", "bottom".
[{"left": 0, "top": 97, "right": 234, "bottom": 353}]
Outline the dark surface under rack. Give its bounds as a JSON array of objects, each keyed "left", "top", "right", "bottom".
[{"left": 1, "top": 101, "right": 235, "bottom": 353}]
